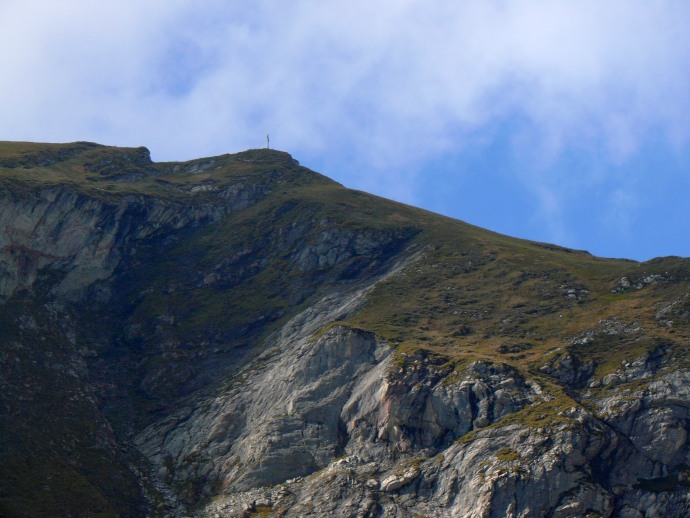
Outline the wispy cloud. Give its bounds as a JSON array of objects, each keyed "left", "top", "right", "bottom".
[{"left": 1, "top": 0, "right": 689, "bottom": 257}]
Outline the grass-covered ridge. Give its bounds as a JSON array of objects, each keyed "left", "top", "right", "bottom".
[{"left": 0, "top": 141, "right": 334, "bottom": 200}]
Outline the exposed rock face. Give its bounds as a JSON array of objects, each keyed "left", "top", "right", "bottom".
[
  {"left": 137, "top": 303, "right": 690, "bottom": 517},
  {"left": 137, "top": 302, "right": 390, "bottom": 496},
  {"left": 0, "top": 182, "right": 267, "bottom": 301},
  {"left": 2, "top": 143, "right": 690, "bottom": 517},
  {"left": 202, "top": 357, "right": 690, "bottom": 517}
]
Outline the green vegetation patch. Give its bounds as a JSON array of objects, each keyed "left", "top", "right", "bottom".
[{"left": 495, "top": 448, "right": 521, "bottom": 462}]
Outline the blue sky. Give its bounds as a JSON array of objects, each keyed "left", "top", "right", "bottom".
[{"left": 1, "top": 1, "right": 689, "bottom": 260}]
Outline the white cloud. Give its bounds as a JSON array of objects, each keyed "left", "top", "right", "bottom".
[
  {"left": 0, "top": 0, "right": 689, "bottom": 250},
  {"left": 2, "top": 1, "right": 688, "bottom": 153}
]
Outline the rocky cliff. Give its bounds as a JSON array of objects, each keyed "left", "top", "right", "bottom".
[{"left": 1, "top": 141, "right": 689, "bottom": 517}]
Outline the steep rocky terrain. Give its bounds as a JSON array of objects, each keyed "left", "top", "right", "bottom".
[{"left": 1, "top": 141, "right": 689, "bottom": 517}]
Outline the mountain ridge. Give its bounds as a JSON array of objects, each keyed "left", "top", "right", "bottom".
[{"left": 1, "top": 141, "right": 689, "bottom": 517}]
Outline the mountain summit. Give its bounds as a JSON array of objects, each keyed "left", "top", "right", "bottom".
[{"left": 1, "top": 142, "right": 689, "bottom": 517}]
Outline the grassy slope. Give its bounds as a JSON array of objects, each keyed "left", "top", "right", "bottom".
[{"left": 3, "top": 141, "right": 689, "bottom": 390}]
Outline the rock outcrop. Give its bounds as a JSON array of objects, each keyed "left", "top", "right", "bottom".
[{"left": 201, "top": 350, "right": 690, "bottom": 517}]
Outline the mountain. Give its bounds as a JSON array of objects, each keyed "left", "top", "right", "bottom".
[{"left": 1, "top": 141, "right": 689, "bottom": 517}]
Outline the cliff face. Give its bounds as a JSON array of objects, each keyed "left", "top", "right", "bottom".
[{"left": 1, "top": 142, "right": 689, "bottom": 517}]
